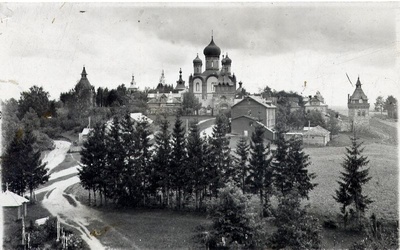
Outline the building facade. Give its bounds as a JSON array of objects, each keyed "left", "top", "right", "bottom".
[
  {"left": 188, "top": 36, "right": 239, "bottom": 115},
  {"left": 231, "top": 96, "right": 276, "bottom": 140},
  {"left": 348, "top": 77, "right": 370, "bottom": 129},
  {"left": 304, "top": 91, "right": 328, "bottom": 114}
]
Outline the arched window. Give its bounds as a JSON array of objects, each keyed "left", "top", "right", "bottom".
[{"left": 196, "top": 82, "right": 200, "bottom": 91}]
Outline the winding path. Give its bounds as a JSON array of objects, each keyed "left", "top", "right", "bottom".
[{"left": 37, "top": 140, "right": 106, "bottom": 250}]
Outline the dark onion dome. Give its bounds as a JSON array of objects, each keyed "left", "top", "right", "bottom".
[
  {"left": 203, "top": 37, "right": 221, "bottom": 57},
  {"left": 221, "top": 55, "right": 227, "bottom": 65},
  {"left": 225, "top": 53, "right": 232, "bottom": 64},
  {"left": 193, "top": 53, "right": 202, "bottom": 64}
]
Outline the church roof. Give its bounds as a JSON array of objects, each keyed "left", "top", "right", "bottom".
[
  {"left": 175, "top": 68, "right": 186, "bottom": 90},
  {"left": 350, "top": 77, "right": 368, "bottom": 100},
  {"left": 193, "top": 54, "right": 202, "bottom": 64},
  {"left": 203, "top": 37, "right": 221, "bottom": 57},
  {"left": 76, "top": 66, "right": 92, "bottom": 91},
  {"left": 225, "top": 53, "right": 232, "bottom": 64}
]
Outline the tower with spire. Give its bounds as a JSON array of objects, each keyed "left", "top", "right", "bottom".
[
  {"left": 75, "top": 66, "right": 95, "bottom": 107},
  {"left": 188, "top": 34, "right": 241, "bottom": 115},
  {"left": 347, "top": 76, "right": 370, "bottom": 130},
  {"left": 128, "top": 74, "right": 138, "bottom": 94},
  {"left": 175, "top": 68, "right": 186, "bottom": 91}
]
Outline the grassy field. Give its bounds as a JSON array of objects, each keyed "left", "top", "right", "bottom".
[{"left": 305, "top": 142, "right": 398, "bottom": 221}]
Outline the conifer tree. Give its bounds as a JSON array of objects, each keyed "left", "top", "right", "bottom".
[
  {"left": 2, "top": 129, "right": 49, "bottom": 199},
  {"left": 79, "top": 123, "right": 107, "bottom": 205},
  {"left": 186, "top": 120, "right": 207, "bottom": 209},
  {"left": 234, "top": 136, "right": 249, "bottom": 193},
  {"left": 272, "top": 130, "right": 290, "bottom": 196},
  {"left": 105, "top": 116, "right": 125, "bottom": 203},
  {"left": 23, "top": 130, "right": 49, "bottom": 201},
  {"left": 134, "top": 118, "right": 153, "bottom": 205},
  {"left": 283, "top": 137, "right": 317, "bottom": 199},
  {"left": 334, "top": 135, "right": 372, "bottom": 227},
  {"left": 170, "top": 115, "right": 187, "bottom": 208},
  {"left": 248, "top": 125, "right": 272, "bottom": 213},
  {"left": 209, "top": 114, "right": 232, "bottom": 197},
  {"left": 151, "top": 114, "right": 171, "bottom": 206}
]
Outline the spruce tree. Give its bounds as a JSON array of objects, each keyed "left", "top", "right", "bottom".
[
  {"left": 134, "top": 118, "right": 153, "bottom": 206},
  {"left": 186, "top": 120, "right": 206, "bottom": 209},
  {"left": 334, "top": 135, "right": 372, "bottom": 227},
  {"left": 79, "top": 123, "right": 107, "bottom": 206},
  {"left": 248, "top": 125, "right": 272, "bottom": 213},
  {"left": 23, "top": 130, "right": 49, "bottom": 201},
  {"left": 151, "top": 114, "right": 171, "bottom": 206},
  {"left": 170, "top": 115, "right": 187, "bottom": 209},
  {"left": 2, "top": 129, "right": 27, "bottom": 195},
  {"left": 209, "top": 114, "right": 232, "bottom": 197},
  {"left": 105, "top": 116, "right": 125, "bottom": 204},
  {"left": 234, "top": 136, "right": 249, "bottom": 193},
  {"left": 272, "top": 130, "right": 291, "bottom": 196}
]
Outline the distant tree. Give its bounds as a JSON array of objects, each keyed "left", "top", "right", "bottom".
[
  {"left": 18, "top": 86, "right": 50, "bottom": 119},
  {"left": 334, "top": 135, "right": 373, "bottom": 228},
  {"left": 384, "top": 95, "right": 397, "bottom": 119},
  {"left": 170, "top": 115, "right": 187, "bottom": 209},
  {"left": 2, "top": 129, "right": 49, "bottom": 199},
  {"left": 287, "top": 109, "right": 306, "bottom": 130},
  {"left": 21, "top": 107, "right": 41, "bottom": 131},
  {"left": 234, "top": 136, "right": 250, "bottom": 193},
  {"left": 305, "top": 110, "right": 326, "bottom": 128},
  {"left": 326, "top": 110, "right": 341, "bottom": 138},
  {"left": 1, "top": 99, "right": 21, "bottom": 151},
  {"left": 272, "top": 131, "right": 290, "bottom": 196},
  {"left": 182, "top": 92, "right": 201, "bottom": 115},
  {"left": 374, "top": 96, "right": 384, "bottom": 114},
  {"left": 248, "top": 125, "right": 273, "bottom": 215}
]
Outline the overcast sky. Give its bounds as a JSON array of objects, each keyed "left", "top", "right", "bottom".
[{"left": 0, "top": 2, "right": 399, "bottom": 107}]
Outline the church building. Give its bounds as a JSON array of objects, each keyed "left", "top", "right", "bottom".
[{"left": 189, "top": 36, "right": 240, "bottom": 115}]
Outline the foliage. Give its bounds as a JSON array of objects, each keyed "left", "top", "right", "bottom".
[
  {"left": 182, "top": 92, "right": 201, "bottom": 115},
  {"left": 1, "top": 98, "right": 21, "bottom": 151},
  {"left": 18, "top": 85, "right": 52, "bottom": 119},
  {"left": 334, "top": 135, "right": 372, "bottom": 228},
  {"left": 305, "top": 110, "right": 326, "bottom": 128},
  {"left": 209, "top": 114, "right": 232, "bottom": 197},
  {"left": 269, "top": 192, "right": 322, "bottom": 249},
  {"left": 234, "top": 136, "right": 250, "bottom": 193},
  {"left": 384, "top": 95, "right": 397, "bottom": 119},
  {"left": 248, "top": 125, "right": 273, "bottom": 214},
  {"left": 374, "top": 96, "right": 384, "bottom": 113},
  {"left": 206, "top": 183, "right": 265, "bottom": 248},
  {"left": 326, "top": 110, "right": 341, "bottom": 137},
  {"left": 2, "top": 129, "right": 49, "bottom": 198},
  {"left": 350, "top": 214, "right": 399, "bottom": 250}
]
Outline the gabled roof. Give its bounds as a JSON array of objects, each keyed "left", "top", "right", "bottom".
[
  {"left": 81, "top": 128, "right": 93, "bottom": 135},
  {"left": 231, "top": 115, "right": 259, "bottom": 121},
  {"left": 232, "top": 95, "right": 276, "bottom": 109},
  {"left": 0, "top": 190, "right": 29, "bottom": 207},
  {"left": 304, "top": 125, "right": 330, "bottom": 136}
]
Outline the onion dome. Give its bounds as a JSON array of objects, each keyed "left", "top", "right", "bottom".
[
  {"left": 203, "top": 37, "right": 221, "bottom": 57},
  {"left": 193, "top": 53, "right": 202, "bottom": 64},
  {"left": 221, "top": 55, "right": 226, "bottom": 65},
  {"left": 225, "top": 53, "right": 232, "bottom": 64}
]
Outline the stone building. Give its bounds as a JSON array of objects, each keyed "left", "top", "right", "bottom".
[
  {"left": 75, "top": 66, "right": 95, "bottom": 108},
  {"left": 304, "top": 91, "right": 328, "bottom": 114},
  {"left": 188, "top": 36, "right": 241, "bottom": 115},
  {"left": 348, "top": 77, "right": 370, "bottom": 129}
]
